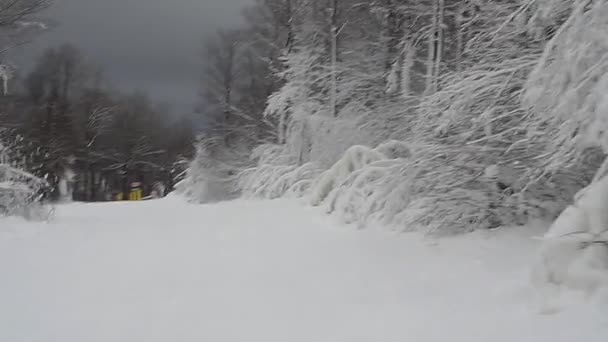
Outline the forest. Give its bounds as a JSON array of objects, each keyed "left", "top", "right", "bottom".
[
  {"left": 0, "top": 2, "right": 193, "bottom": 210},
  {"left": 179, "top": 0, "right": 608, "bottom": 234}
]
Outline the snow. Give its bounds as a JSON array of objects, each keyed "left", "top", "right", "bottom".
[
  {"left": 531, "top": 175, "right": 608, "bottom": 313},
  {"left": 1, "top": 197, "right": 607, "bottom": 342}
]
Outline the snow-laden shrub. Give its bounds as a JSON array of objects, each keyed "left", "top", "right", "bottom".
[
  {"left": 308, "top": 141, "right": 417, "bottom": 226},
  {"left": 178, "top": 137, "right": 248, "bottom": 203},
  {"left": 314, "top": 137, "right": 587, "bottom": 233},
  {"left": 250, "top": 143, "right": 293, "bottom": 166},
  {"left": 1, "top": 141, "right": 49, "bottom": 220},
  {"left": 0, "top": 172, "right": 45, "bottom": 219},
  {"left": 395, "top": 146, "right": 595, "bottom": 234},
  {"left": 237, "top": 114, "right": 402, "bottom": 202},
  {"left": 310, "top": 144, "right": 389, "bottom": 206},
  {"left": 323, "top": 158, "right": 405, "bottom": 227},
  {"left": 384, "top": 146, "right": 520, "bottom": 233},
  {"left": 531, "top": 175, "right": 608, "bottom": 312},
  {"left": 239, "top": 162, "right": 321, "bottom": 199},
  {"left": 238, "top": 144, "right": 322, "bottom": 199},
  {"left": 318, "top": 141, "right": 412, "bottom": 226},
  {"left": 309, "top": 140, "right": 521, "bottom": 233}
]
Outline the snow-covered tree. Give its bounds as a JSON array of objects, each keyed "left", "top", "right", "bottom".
[
  {"left": 0, "top": 0, "right": 51, "bottom": 216},
  {"left": 178, "top": 135, "right": 248, "bottom": 203},
  {"left": 0, "top": 129, "right": 48, "bottom": 219},
  {"left": 183, "top": 0, "right": 606, "bottom": 241},
  {"left": 525, "top": 0, "right": 608, "bottom": 176},
  {"left": 522, "top": 0, "right": 608, "bottom": 307}
]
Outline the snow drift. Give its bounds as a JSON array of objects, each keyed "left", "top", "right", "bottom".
[{"left": 532, "top": 175, "right": 608, "bottom": 313}]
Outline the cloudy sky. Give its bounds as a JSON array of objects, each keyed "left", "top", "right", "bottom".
[{"left": 13, "top": 0, "right": 253, "bottom": 114}]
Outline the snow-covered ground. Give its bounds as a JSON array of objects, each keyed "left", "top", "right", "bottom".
[{"left": 0, "top": 197, "right": 607, "bottom": 342}]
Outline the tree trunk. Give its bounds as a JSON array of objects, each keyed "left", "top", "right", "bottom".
[
  {"left": 285, "top": 0, "right": 295, "bottom": 53},
  {"left": 401, "top": 39, "right": 415, "bottom": 98},
  {"left": 329, "top": 0, "right": 339, "bottom": 117},
  {"left": 455, "top": 4, "right": 464, "bottom": 72},
  {"left": 384, "top": 0, "right": 401, "bottom": 73},
  {"left": 425, "top": 0, "right": 439, "bottom": 94},
  {"left": 434, "top": 0, "right": 445, "bottom": 88}
]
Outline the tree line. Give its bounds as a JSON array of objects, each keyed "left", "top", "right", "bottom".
[
  {"left": 192, "top": 0, "right": 608, "bottom": 231},
  {"left": 1, "top": 43, "right": 194, "bottom": 201}
]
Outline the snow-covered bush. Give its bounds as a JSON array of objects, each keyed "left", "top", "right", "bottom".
[
  {"left": 239, "top": 162, "right": 321, "bottom": 199},
  {"left": 238, "top": 144, "right": 322, "bottom": 199},
  {"left": 0, "top": 137, "right": 49, "bottom": 220},
  {"left": 384, "top": 146, "right": 527, "bottom": 233},
  {"left": 315, "top": 137, "right": 588, "bottom": 234},
  {"left": 178, "top": 137, "right": 247, "bottom": 203},
  {"left": 310, "top": 144, "right": 388, "bottom": 206},
  {"left": 323, "top": 158, "right": 405, "bottom": 227},
  {"left": 307, "top": 139, "right": 529, "bottom": 233},
  {"left": 308, "top": 141, "right": 410, "bottom": 226},
  {"left": 531, "top": 175, "right": 608, "bottom": 312}
]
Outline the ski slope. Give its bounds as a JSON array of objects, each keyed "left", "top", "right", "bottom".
[{"left": 0, "top": 197, "right": 607, "bottom": 342}]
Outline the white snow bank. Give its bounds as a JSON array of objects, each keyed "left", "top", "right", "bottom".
[
  {"left": 532, "top": 175, "right": 608, "bottom": 313},
  {"left": 0, "top": 198, "right": 606, "bottom": 342}
]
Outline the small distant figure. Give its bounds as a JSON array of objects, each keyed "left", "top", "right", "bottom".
[{"left": 129, "top": 182, "right": 143, "bottom": 201}]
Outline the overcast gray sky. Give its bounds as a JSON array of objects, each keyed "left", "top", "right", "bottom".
[{"left": 13, "top": 0, "right": 253, "bottom": 114}]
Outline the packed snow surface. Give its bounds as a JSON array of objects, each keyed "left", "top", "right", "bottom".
[{"left": 1, "top": 197, "right": 607, "bottom": 342}]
